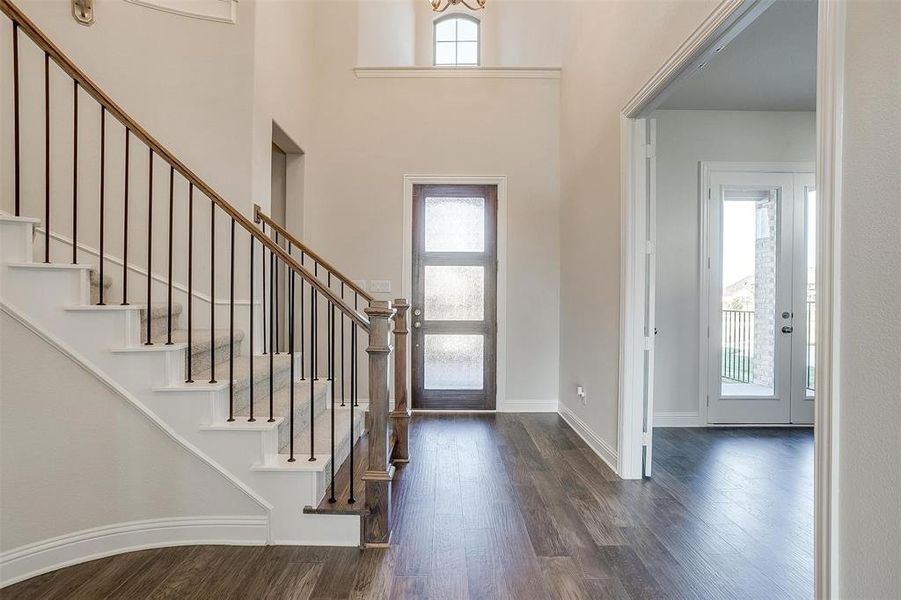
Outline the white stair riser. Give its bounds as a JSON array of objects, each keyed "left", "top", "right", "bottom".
[{"left": 0, "top": 219, "right": 35, "bottom": 263}]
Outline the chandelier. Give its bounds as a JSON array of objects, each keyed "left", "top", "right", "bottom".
[{"left": 430, "top": 0, "right": 486, "bottom": 12}]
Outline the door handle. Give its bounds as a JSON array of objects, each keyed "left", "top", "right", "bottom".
[{"left": 781, "top": 326, "right": 793, "bottom": 334}]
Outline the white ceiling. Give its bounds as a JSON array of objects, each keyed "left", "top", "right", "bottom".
[{"left": 659, "top": 0, "right": 818, "bottom": 111}]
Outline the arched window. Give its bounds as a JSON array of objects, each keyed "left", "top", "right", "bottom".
[{"left": 434, "top": 15, "right": 480, "bottom": 66}]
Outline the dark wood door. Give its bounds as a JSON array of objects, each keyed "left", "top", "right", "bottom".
[{"left": 411, "top": 184, "right": 497, "bottom": 410}]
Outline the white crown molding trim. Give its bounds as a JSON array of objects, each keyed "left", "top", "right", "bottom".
[
  {"left": 501, "top": 400, "right": 559, "bottom": 413},
  {"left": 558, "top": 404, "right": 618, "bottom": 474},
  {"left": 0, "top": 516, "right": 268, "bottom": 587},
  {"left": 653, "top": 412, "right": 701, "bottom": 428},
  {"left": 124, "top": 0, "right": 237, "bottom": 24},
  {"left": 36, "top": 228, "right": 257, "bottom": 307},
  {"left": 354, "top": 66, "right": 561, "bottom": 80},
  {"left": 0, "top": 299, "right": 273, "bottom": 516},
  {"left": 622, "top": 0, "right": 771, "bottom": 117}
]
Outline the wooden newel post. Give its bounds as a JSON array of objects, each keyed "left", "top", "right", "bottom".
[
  {"left": 363, "top": 300, "right": 395, "bottom": 546},
  {"left": 390, "top": 298, "right": 411, "bottom": 463}
]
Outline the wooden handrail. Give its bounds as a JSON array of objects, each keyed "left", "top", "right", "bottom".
[
  {"left": 0, "top": 0, "right": 368, "bottom": 330},
  {"left": 254, "top": 205, "right": 375, "bottom": 304}
]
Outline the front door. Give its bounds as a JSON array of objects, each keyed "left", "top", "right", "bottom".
[
  {"left": 706, "top": 169, "right": 815, "bottom": 424},
  {"left": 411, "top": 184, "right": 497, "bottom": 410}
]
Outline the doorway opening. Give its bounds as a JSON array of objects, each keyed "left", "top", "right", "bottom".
[
  {"left": 269, "top": 123, "right": 305, "bottom": 353},
  {"left": 617, "top": 0, "right": 844, "bottom": 595},
  {"left": 410, "top": 184, "right": 498, "bottom": 410}
]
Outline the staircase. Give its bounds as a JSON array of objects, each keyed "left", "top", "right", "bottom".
[{"left": 0, "top": 0, "right": 411, "bottom": 551}]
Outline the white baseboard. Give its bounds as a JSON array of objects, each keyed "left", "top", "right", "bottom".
[
  {"left": 557, "top": 405, "right": 618, "bottom": 474},
  {"left": 653, "top": 411, "right": 701, "bottom": 427},
  {"left": 0, "top": 516, "right": 269, "bottom": 588},
  {"left": 501, "top": 399, "right": 559, "bottom": 413}
]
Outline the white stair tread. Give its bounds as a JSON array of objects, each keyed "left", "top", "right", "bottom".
[{"left": 0, "top": 213, "right": 41, "bottom": 224}]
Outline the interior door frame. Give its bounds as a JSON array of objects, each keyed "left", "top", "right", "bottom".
[
  {"left": 402, "top": 175, "right": 508, "bottom": 412},
  {"left": 618, "top": 1, "right": 845, "bottom": 596},
  {"left": 410, "top": 184, "right": 498, "bottom": 410},
  {"left": 701, "top": 164, "right": 811, "bottom": 425}
]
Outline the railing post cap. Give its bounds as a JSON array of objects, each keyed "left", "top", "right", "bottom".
[
  {"left": 392, "top": 298, "right": 410, "bottom": 309},
  {"left": 365, "top": 300, "right": 394, "bottom": 317}
]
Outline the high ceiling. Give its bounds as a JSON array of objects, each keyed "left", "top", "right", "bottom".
[{"left": 659, "top": 0, "right": 818, "bottom": 111}]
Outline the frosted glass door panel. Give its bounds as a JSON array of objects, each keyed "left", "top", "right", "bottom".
[
  {"left": 424, "top": 335, "right": 484, "bottom": 390},
  {"left": 424, "top": 266, "right": 484, "bottom": 320},
  {"left": 425, "top": 197, "right": 485, "bottom": 252}
]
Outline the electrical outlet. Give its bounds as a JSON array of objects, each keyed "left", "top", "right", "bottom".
[
  {"left": 577, "top": 385, "right": 587, "bottom": 405},
  {"left": 369, "top": 280, "right": 392, "bottom": 293}
]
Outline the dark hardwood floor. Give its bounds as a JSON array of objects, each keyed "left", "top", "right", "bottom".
[{"left": 3, "top": 416, "right": 814, "bottom": 599}]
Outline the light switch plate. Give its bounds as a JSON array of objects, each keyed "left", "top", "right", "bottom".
[{"left": 369, "top": 280, "right": 392, "bottom": 293}]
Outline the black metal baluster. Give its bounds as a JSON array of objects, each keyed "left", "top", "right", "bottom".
[
  {"left": 348, "top": 321, "right": 356, "bottom": 504},
  {"left": 228, "top": 218, "right": 235, "bottom": 422},
  {"left": 44, "top": 53, "right": 50, "bottom": 262},
  {"left": 309, "top": 270, "right": 316, "bottom": 462},
  {"left": 340, "top": 282, "right": 345, "bottom": 407},
  {"left": 97, "top": 107, "right": 106, "bottom": 304},
  {"left": 72, "top": 81, "right": 78, "bottom": 263},
  {"left": 248, "top": 236, "right": 255, "bottom": 422},
  {"left": 288, "top": 267, "right": 296, "bottom": 462},
  {"left": 313, "top": 262, "right": 318, "bottom": 381},
  {"left": 354, "top": 294, "right": 359, "bottom": 407},
  {"left": 274, "top": 232, "right": 280, "bottom": 354},
  {"left": 261, "top": 224, "right": 268, "bottom": 355},
  {"left": 329, "top": 299, "right": 336, "bottom": 503},
  {"left": 144, "top": 150, "right": 153, "bottom": 345},
  {"left": 209, "top": 200, "right": 216, "bottom": 383},
  {"left": 327, "top": 273, "right": 332, "bottom": 381},
  {"left": 269, "top": 248, "right": 275, "bottom": 423},
  {"left": 186, "top": 184, "right": 194, "bottom": 382},
  {"left": 12, "top": 23, "right": 19, "bottom": 216},
  {"left": 300, "top": 252, "right": 305, "bottom": 380},
  {"left": 166, "top": 166, "right": 174, "bottom": 344},
  {"left": 121, "top": 129, "right": 128, "bottom": 301}
]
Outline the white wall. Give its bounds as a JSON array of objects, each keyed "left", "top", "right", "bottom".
[
  {"left": 652, "top": 109, "right": 816, "bottom": 423},
  {"left": 558, "top": 0, "right": 721, "bottom": 456},
  {"left": 0, "top": 310, "right": 267, "bottom": 574},
  {"left": 837, "top": 1, "right": 901, "bottom": 596},
  {"left": 309, "top": 1, "right": 561, "bottom": 409}
]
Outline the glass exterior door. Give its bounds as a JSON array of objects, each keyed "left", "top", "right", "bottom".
[
  {"left": 791, "top": 174, "right": 816, "bottom": 423},
  {"left": 708, "top": 171, "right": 795, "bottom": 423},
  {"left": 411, "top": 185, "right": 497, "bottom": 410}
]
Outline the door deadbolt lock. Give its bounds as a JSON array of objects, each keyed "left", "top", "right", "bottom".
[
  {"left": 413, "top": 309, "right": 422, "bottom": 316},
  {"left": 781, "top": 326, "right": 793, "bottom": 333},
  {"left": 414, "top": 321, "right": 421, "bottom": 328},
  {"left": 781, "top": 311, "right": 792, "bottom": 319}
]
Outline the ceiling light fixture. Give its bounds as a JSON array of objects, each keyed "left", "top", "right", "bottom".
[{"left": 430, "top": 0, "right": 486, "bottom": 13}]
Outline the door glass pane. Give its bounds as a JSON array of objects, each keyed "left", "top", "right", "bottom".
[
  {"left": 424, "top": 334, "right": 483, "bottom": 389},
  {"left": 805, "top": 189, "right": 816, "bottom": 395},
  {"left": 721, "top": 189, "right": 776, "bottom": 397},
  {"left": 425, "top": 197, "right": 485, "bottom": 252},
  {"left": 424, "top": 266, "right": 484, "bottom": 320}
]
